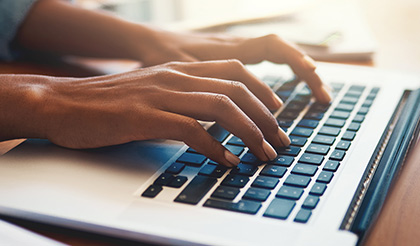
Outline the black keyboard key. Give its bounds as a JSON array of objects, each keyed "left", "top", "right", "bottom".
[
  {"left": 199, "top": 164, "right": 227, "bottom": 178},
  {"left": 211, "top": 186, "right": 240, "bottom": 200},
  {"left": 347, "top": 122, "right": 361, "bottom": 131},
  {"left": 277, "top": 119, "right": 294, "bottom": 128},
  {"left": 349, "top": 85, "right": 366, "bottom": 92},
  {"left": 231, "top": 164, "right": 258, "bottom": 176},
  {"left": 294, "top": 209, "right": 312, "bottom": 223},
  {"left": 186, "top": 147, "right": 198, "bottom": 154},
  {"left": 325, "top": 118, "right": 346, "bottom": 128},
  {"left": 292, "top": 163, "right": 318, "bottom": 176},
  {"left": 297, "top": 119, "right": 319, "bottom": 129},
  {"left": 260, "top": 165, "right": 287, "bottom": 178},
  {"left": 310, "top": 102, "right": 330, "bottom": 112},
  {"left": 323, "top": 160, "right": 340, "bottom": 172},
  {"left": 304, "top": 111, "right": 324, "bottom": 120},
  {"left": 225, "top": 144, "right": 245, "bottom": 156},
  {"left": 227, "top": 136, "right": 245, "bottom": 146},
  {"left": 345, "top": 90, "right": 362, "bottom": 98},
  {"left": 340, "top": 96, "right": 358, "bottom": 104},
  {"left": 353, "top": 114, "right": 365, "bottom": 123},
  {"left": 317, "top": 171, "right": 334, "bottom": 183},
  {"left": 204, "top": 199, "right": 261, "bottom": 214},
  {"left": 285, "top": 101, "right": 306, "bottom": 111},
  {"left": 336, "top": 140, "right": 351, "bottom": 150},
  {"left": 342, "top": 131, "right": 356, "bottom": 141},
  {"left": 371, "top": 87, "right": 380, "bottom": 94},
  {"left": 264, "top": 198, "right": 296, "bottom": 220},
  {"left": 290, "top": 136, "right": 307, "bottom": 147},
  {"left": 330, "top": 110, "right": 351, "bottom": 119},
  {"left": 252, "top": 176, "right": 279, "bottom": 189},
  {"left": 330, "top": 83, "right": 344, "bottom": 91},
  {"left": 275, "top": 146, "right": 301, "bottom": 156},
  {"left": 243, "top": 187, "right": 271, "bottom": 201},
  {"left": 335, "top": 103, "right": 354, "bottom": 112},
  {"left": 177, "top": 152, "right": 207, "bottom": 166},
  {"left": 241, "top": 153, "right": 263, "bottom": 165},
  {"left": 299, "top": 153, "right": 324, "bottom": 165},
  {"left": 358, "top": 107, "right": 370, "bottom": 115},
  {"left": 291, "top": 127, "right": 313, "bottom": 138},
  {"left": 165, "top": 162, "right": 185, "bottom": 174},
  {"left": 167, "top": 176, "right": 188, "bottom": 188},
  {"left": 270, "top": 155, "right": 295, "bottom": 167},
  {"left": 362, "top": 99, "right": 374, "bottom": 107},
  {"left": 312, "top": 135, "right": 335, "bottom": 145},
  {"left": 276, "top": 91, "right": 293, "bottom": 101},
  {"left": 276, "top": 186, "right": 304, "bottom": 200},
  {"left": 207, "top": 124, "right": 229, "bottom": 142},
  {"left": 310, "top": 182, "right": 327, "bottom": 196},
  {"left": 284, "top": 174, "right": 311, "bottom": 187},
  {"left": 154, "top": 173, "right": 175, "bottom": 186},
  {"left": 279, "top": 110, "right": 300, "bottom": 119},
  {"left": 330, "top": 150, "right": 346, "bottom": 161},
  {"left": 222, "top": 174, "right": 249, "bottom": 188},
  {"left": 306, "top": 144, "right": 330, "bottom": 155},
  {"left": 142, "top": 185, "right": 163, "bottom": 198},
  {"left": 318, "top": 126, "right": 341, "bottom": 136},
  {"left": 175, "top": 176, "right": 217, "bottom": 204},
  {"left": 302, "top": 195, "right": 320, "bottom": 209}
]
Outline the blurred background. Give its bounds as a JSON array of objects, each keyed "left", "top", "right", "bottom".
[{"left": 74, "top": 0, "right": 420, "bottom": 73}]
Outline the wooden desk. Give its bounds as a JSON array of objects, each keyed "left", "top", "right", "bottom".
[{"left": 1, "top": 0, "right": 420, "bottom": 244}]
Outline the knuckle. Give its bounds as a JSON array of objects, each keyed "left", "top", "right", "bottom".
[
  {"left": 228, "top": 80, "right": 249, "bottom": 96},
  {"left": 178, "top": 117, "right": 202, "bottom": 138},
  {"left": 226, "top": 59, "right": 245, "bottom": 70},
  {"left": 211, "top": 94, "right": 233, "bottom": 110}
]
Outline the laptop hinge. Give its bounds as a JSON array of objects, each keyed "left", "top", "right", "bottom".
[{"left": 339, "top": 89, "right": 420, "bottom": 244}]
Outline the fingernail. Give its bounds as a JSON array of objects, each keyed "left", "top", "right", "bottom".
[
  {"left": 303, "top": 55, "right": 317, "bottom": 70},
  {"left": 277, "top": 127, "right": 291, "bottom": 146},
  {"left": 224, "top": 150, "right": 240, "bottom": 166},
  {"left": 262, "top": 140, "right": 278, "bottom": 160},
  {"left": 272, "top": 93, "right": 283, "bottom": 109}
]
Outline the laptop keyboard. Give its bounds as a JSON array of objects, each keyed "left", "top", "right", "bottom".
[{"left": 141, "top": 76, "right": 379, "bottom": 224}]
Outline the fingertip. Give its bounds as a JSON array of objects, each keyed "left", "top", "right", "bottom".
[
  {"left": 277, "top": 127, "right": 291, "bottom": 146},
  {"left": 262, "top": 140, "right": 278, "bottom": 160},
  {"left": 271, "top": 93, "right": 283, "bottom": 109},
  {"left": 224, "top": 149, "right": 240, "bottom": 166}
]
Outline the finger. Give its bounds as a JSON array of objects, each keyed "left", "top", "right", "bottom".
[
  {"left": 238, "top": 35, "right": 331, "bottom": 103},
  {"left": 188, "top": 35, "right": 331, "bottom": 103},
  {"left": 168, "top": 59, "right": 283, "bottom": 111},
  {"left": 142, "top": 110, "right": 241, "bottom": 167},
  {"left": 153, "top": 83, "right": 288, "bottom": 152},
  {"left": 142, "top": 49, "right": 198, "bottom": 67},
  {"left": 167, "top": 74, "right": 290, "bottom": 148},
  {"left": 153, "top": 91, "right": 279, "bottom": 162}
]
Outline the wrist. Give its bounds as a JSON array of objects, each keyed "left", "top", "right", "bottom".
[{"left": 0, "top": 75, "right": 59, "bottom": 141}]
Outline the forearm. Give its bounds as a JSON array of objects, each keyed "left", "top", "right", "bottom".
[
  {"left": 0, "top": 74, "right": 57, "bottom": 141},
  {"left": 16, "top": 0, "right": 149, "bottom": 60}
]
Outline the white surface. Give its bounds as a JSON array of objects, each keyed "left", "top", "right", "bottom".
[{"left": 0, "top": 220, "right": 63, "bottom": 246}]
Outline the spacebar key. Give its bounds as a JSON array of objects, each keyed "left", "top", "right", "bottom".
[
  {"left": 175, "top": 176, "right": 217, "bottom": 205},
  {"left": 204, "top": 199, "right": 261, "bottom": 214}
]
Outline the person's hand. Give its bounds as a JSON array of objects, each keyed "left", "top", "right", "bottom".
[
  {"left": 133, "top": 28, "right": 331, "bottom": 103},
  {"left": 22, "top": 60, "right": 290, "bottom": 167}
]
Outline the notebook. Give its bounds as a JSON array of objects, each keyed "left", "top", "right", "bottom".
[{"left": 0, "top": 62, "right": 419, "bottom": 245}]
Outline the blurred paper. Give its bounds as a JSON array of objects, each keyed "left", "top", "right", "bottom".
[
  {"left": 227, "top": 0, "right": 375, "bottom": 61},
  {"left": 0, "top": 220, "right": 63, "bottom": 246}
]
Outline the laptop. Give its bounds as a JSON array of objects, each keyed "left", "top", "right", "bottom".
[{"left": 0, "top": 62, "right": 419, "bottom": 245}]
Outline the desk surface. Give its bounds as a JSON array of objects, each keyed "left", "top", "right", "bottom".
[{"left": 1, "top": 0, "right": 420, "bottom": 245}]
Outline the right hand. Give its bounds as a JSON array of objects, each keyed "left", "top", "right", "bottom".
[{"left": 35, "top": 60, "right": 290, "bottom": 167}]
